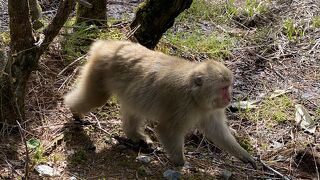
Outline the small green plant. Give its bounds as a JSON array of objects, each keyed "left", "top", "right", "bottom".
[
  {"left": 72, "top": 150, "right": 88, "bottom": 164},
  {"left": 27, "top": 138, "right": 47, "bottom": 164},
  {"left": 283, "top": 18, "right": 295, "bottom": 40},
  {"left": 312, "top": 16, "right": 320, "bottom": 28},
  {"left": 283, "top": 18, "right": 305, "bottom": 41},
  {"left": 315, "top": 107, "right": 320, "bottom": 118},
  {"left": 238, "top": 137, "right": 254, "bottom": 153}
]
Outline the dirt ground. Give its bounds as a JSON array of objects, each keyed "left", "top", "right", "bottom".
[{"left": 0, "top": 0, "right": 319, "bottom": 179}]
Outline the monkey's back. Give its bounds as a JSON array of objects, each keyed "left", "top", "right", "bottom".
[{"left": 90, "top": 40, "right": 200, "bottom": 121}]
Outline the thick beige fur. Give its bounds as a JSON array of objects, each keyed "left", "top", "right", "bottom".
[{"left": 64, "top": 40, "right": 256, "bottom": 167}]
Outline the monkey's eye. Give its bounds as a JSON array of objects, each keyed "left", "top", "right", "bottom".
[{"left": 194, "top": 76, "right": 203, "bottom": 86}]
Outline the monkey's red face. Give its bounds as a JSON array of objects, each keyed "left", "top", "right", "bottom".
[
  {"left": 192, "top": 84, "right": 232, "bottom": 110},
  {"left": 218, "top": 86, "right": 232, "bottom": 108},
  {"left": 191, "top": 63, "right": 233, "bottom": 110}
]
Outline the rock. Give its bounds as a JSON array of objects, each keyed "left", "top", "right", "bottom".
[
  {"left": 221, "top": 169, "right": 232, "bottom": 180},
  {"left": 136, "top": 155, "right": 151, "bottom": 163},
  {"left": 163, "top": 169, "right": 181, "bottom": 180},
  {"left": 117, "top": 144, "right": 127, "bottom": 150},
  {"left": 295, "top": 104, "right": 316, "bottom": 134},
  {"left": 230, "top": 100, "right": 258, "bottom": 111},
  {"left": 35, "top": 164, "right": 60, "bottom": 177}
]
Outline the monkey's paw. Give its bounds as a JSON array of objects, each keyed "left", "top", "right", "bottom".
[
  {"left": 113, "top": 136, "right": 154, "bottom": 153},
  {"left": 241, "top": 156, "right": 257, "bottom": 169}
]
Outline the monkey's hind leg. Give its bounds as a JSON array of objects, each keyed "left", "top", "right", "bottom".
[
  {"left": 121, "top": 108, "right": 153, "bottom": 145},
  {"left": 64, "top": 65, "right": 110, "bottom": 120}
]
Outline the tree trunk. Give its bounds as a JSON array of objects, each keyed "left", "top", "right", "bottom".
[
  {"left": 0, "top": 0, "right": 75, "bottom": 131},
  {"left": 130, "top": 0, "right": 193, "bottom": 49},
  {"left": 76, "top": 0, "right": 107, "bottom": 26},
  {"left": 1, "top": 0, "right": 37, "bottom": 129}
]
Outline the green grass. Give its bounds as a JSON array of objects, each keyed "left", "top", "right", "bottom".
[
  {"left": 159, "top": 0, "right": 273, "bottom": 59},
  {"left": 240, "top": 96, "right": 294, "bottom": 125},
  {"left": 62, "top": 24, "right": 98, "bottom": 61},
  {"left": 163, "top": 30, "right": 234, "bottom": 59},
  {"left": 244, "top": 0, "right": 268, "bottom": 17},
  {"left": 98, "top": 28, "right": 124, "bottom": 40},
  {"left": 62, "top": 21, "right": 125, "bottom": 61},
  {"left": 225, "top": 0, "right": 238, "bottom": 18},
  {"left": 237, "top": 137, "right": 254, "bottom": 153},
  {"left": 312, "top": 16, "right": 320, "bottom": 28},
  {"left": 177, "top": 0, "right": 225, "bottom": 22},
  {"left": 283, "top": 18, "right": 305, "bottom": 41}
]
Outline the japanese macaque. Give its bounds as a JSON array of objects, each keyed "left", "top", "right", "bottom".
[{"left": 64, "top": 40, "right": 256, "bottom": 168}]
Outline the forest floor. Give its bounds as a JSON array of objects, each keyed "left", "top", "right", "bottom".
[{"left": 0, "top": 0, "right": 319, "bottom": 179}]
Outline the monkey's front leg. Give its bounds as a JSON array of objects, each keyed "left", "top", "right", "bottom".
[
  {"left": 199, "top": 110, "right": 257, "bottom": 168},
  {"left": 157, "top": 121, "right": 186, "bottom": 166}
]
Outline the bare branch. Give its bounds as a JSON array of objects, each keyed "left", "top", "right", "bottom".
[
  {"left": 40, "top": 0, "right": 76, "bottom": 54},
  {"left": 17, "top": 121, "right": 29, "bottom": 179},
  {"left": 77, "top": 0, "right": 93, "bottom": 8}
]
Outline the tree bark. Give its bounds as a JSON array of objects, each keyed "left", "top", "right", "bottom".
[
  {"left": 0, "top": 0, "right": 75, "bottom": 131},
  {"left": 0, "top": 37, "right": 7, "bottom": 71},
  {"left": 130, "top": 0, "right": 193, "bottom": 49},
  {"left": 1, "top": 0, "right": 37, "bottom": 128},
  {"left": 28, "top": 0, "right": 44, "bottom": 29},
  {"left": 76, "top": 0, "right": 107, "bottom": 26}
]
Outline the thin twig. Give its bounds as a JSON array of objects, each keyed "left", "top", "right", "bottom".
[
  {"left": 211, "top": 158, "right": 276, "bottom": 176},
  {"left": 268, "top": 62, "right": 285, "bottom": 80},
  {"left": 126, "top": 24, "right": 141, "bottom": 40},
  {"left": 259, "top": 158, "right": 291, "bottom": 180},
  {"left": 107, "top": 1, "right": 136, "bottom": 6},
  {"left": 58, "top": 54, "right": 87, "bottom": 76},
  {"left": 58, "top": 67, "right": 79, "bottom": 91},
  {"left": 90, "top": 113, "right": 111, "bottom": 136},
  {"left": 77, "top": 0, "right": 92, "bottom": 8},
  {"left": 5, "top": 159, "right": 23, "bottom": 177},
  {"left": 195, "top": 136, "right": 205, "bottom": 152},
  {"left": 16, "top": 121, "right": 29, "bottom": 179}
]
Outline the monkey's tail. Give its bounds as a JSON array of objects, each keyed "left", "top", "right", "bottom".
[
  {"left": 63, "top": 70, "right": 89, "bottom": 115},
  {"left": 64, "top": 56, "right": 110, "bottom": 116},
  {"left": 88, "top": 40, "right": 107, "bottom": 62}
]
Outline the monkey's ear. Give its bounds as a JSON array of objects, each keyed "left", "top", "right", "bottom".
[{"left": 193, "top": 75, "right": 203, "bottom": 86}]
